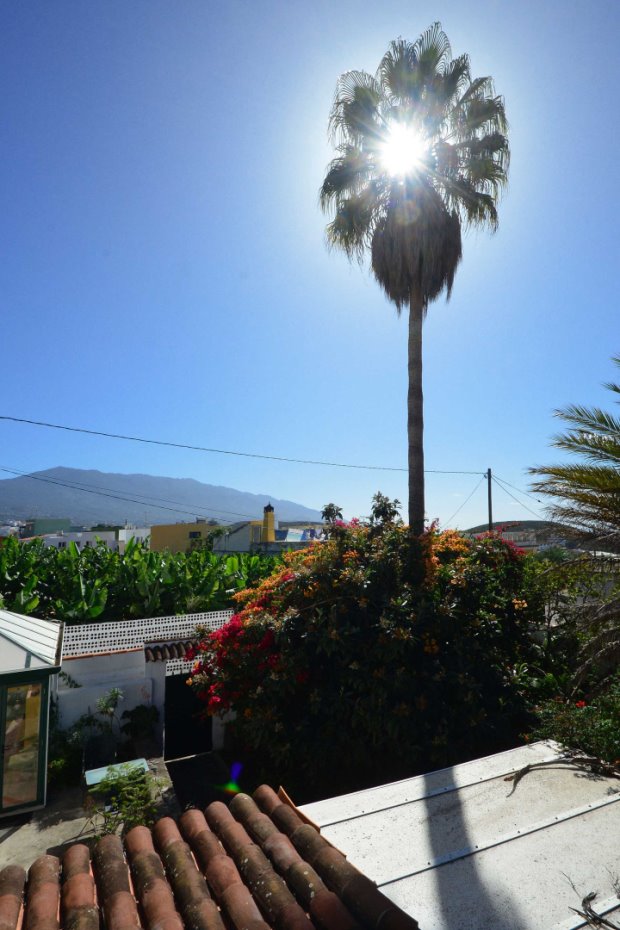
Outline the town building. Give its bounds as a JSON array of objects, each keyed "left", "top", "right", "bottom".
[
  {"left": 212, "top": 505, "right": 324, "bottom": 554},
  {"left": 21, "top": 518, "right": 72, "bottom": 538},
  {"left": 150, "top": 520, "right": 221, "bottom": 554}
]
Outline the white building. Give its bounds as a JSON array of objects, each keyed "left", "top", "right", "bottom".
[
  {"left": 40, "top": 526, "right": 150, "bottom": 553},
  {"left": 42, "top": 531, "right": 119, "bottom": 551}
]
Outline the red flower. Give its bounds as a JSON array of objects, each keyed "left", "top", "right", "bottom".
[{"left": 575, "top": 700, "right": 587, "bottom": 708}]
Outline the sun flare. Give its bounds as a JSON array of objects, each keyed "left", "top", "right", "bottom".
[{"left": 379, "top": 123, "right": 428, "bottom": 177}]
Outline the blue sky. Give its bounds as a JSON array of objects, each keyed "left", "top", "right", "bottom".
[{"left": 1, "top": 0, "right": 618, "bottom": 527}]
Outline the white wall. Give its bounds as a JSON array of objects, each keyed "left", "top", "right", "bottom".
[
  {"left": 117, "top": 527, "right": 150, "bottom": 553},
  {"left": 213, "top": 524, "right": 254, "bottom": 553},
  {"left": 42, "top": 531, "right": 118, "bottom": 551},
  {"left": 58, "top": 651, "right": 165, "bottom": 750}
]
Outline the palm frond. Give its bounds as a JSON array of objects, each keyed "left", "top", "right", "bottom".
[
  {"left": 530, "top": 365, "right": 620, "bottom": 542},
  {"left": 378, "top": 38, "right": 420, "bottom": 102},
  {"left": 441, "top": 53, "right": 471, "bottom": 95},
  {"left": 325, "top": 184, "right": 383, "bottom": 260},
  {"left": 455, "top": 75, "right": 496, "bottom": 108},
  {"left": 556, "top": 404, "right": 620, "bottom": 439},
  {"left": 454, "top": 131, "right": 510, "bottom": 161},
  {"left": 454, "top": 95, "right": 508, "bottom": 140},
  {"left": 552, "top": 432, "right": 620, "bottom": 466},
  {"left": 413, "top": 22, "right": 452, "bottom": 76},
  {"left": 328, "top": 71, "right": 383, "bottom": 146},
  {"left": 463, "top": 156, "right": 508, "bottom": 195},
  {"left": 319, "top": 146, "right": 374, "bottom": 212},
  {"left": 439, "top": 175, "right": 499, "bottom": 229}
]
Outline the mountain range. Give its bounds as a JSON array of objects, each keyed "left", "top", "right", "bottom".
[{"left": 0, "top": 467, "right": 323, "bottom": 526}]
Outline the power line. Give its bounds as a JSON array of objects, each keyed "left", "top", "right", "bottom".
[
  {"left": 0, "top": 415, "right": 484, "bottom": 476},
  {"left": 494, "top": 474, "right": 545, "bottom": 505},
  {"left": 491, "top": 475, "right": 545, "bottom": 521},
  {"left": 442, "top": 474, "right": 486, "bottom": 528},
  {"left": 0, "top": 465, "right": 247, "bottom": 525}
]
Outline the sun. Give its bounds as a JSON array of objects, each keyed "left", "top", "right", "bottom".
[{"left": 379, "top": 122, "right": 428, "bottom": 177}]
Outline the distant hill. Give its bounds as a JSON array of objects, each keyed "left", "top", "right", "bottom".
[
  {"left": 0, "top": 467, "right": 322, "bottom": 526},
  {"left": 465, "top": 520, "right": 555, "bottom": 535}
]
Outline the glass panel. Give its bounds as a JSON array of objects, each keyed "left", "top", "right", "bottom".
[{"left": 2, "top": 684, "right": 42, "bottom": 808}]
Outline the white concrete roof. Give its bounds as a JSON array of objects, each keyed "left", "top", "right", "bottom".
[
  {"left": 300, "top": 740, "right": 620, "bottom": 930},
  {"left": 0, "top": 608, "right": 63, "bottom": 672}
]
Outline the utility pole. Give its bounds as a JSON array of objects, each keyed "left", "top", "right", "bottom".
[{"left": 487, "top": 468, "right": 493, "bottom": 533}]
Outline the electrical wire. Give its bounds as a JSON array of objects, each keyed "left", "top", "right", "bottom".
[
  {"left": 0, "top": 415, "right": 484, "bottom": 476},
  {"left": 441, "top": 474, "right": 486, "bottom": 528},
  {"left": 494, "top": 473, "right": 545, "bottom": 505},
  {"left": 491, "top": 475, "right": 546, "bottom": 521}
]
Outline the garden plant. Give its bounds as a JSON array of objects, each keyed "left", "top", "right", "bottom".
[
  {"left": 0, "top": 535, "right": 279, "bottom": 622},
  {"left": 188, "top": 501, "right": 541, "bottom": 799}
]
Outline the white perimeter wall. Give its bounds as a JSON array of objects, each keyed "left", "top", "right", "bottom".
[{"left": 57, "top": 651, "right": 166, "bottom": 750}]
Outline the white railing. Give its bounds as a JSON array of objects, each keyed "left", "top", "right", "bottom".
[{"left": 62, "top": 609, "right": 234, "bottom": 658}]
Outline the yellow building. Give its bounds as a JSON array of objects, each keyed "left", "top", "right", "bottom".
[
  {"left": 149, "top": 521, "right": 221, "bottom": 554},
  {"left": 152, "top": 505, "right": 296, "bottom": 554}
]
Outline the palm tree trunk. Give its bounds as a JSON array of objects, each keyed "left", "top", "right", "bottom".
[{"left": 408, "top": 291, "right": 425, "bottom": 535}]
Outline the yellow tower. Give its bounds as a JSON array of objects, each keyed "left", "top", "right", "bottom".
[{"left": 262, "top": 502, "right": 275, "bottom": 543}]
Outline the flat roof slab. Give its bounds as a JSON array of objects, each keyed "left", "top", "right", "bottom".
[{"left": 301, "top": 741, "right": 620, "bottom": 930}]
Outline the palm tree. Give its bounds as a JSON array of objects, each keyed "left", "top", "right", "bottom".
[
  {"left": 530, "top": 356, "right": 620, "bottom": 546},
  {"left": 320, "top": 24, "right": 509, "bottom": 534},
  {"left": 321, "top": 502, "right": 343, "bottom": 524}
]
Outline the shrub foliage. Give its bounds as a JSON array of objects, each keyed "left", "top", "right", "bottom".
[
  {"left": 532, "top": 677, "right": 620, "bottom": 764},
  {"left": 188, "top": 521, "right": 539, "bottom": 795}
]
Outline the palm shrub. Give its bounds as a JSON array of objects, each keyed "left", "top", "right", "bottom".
[
  {"left": 530, "top": 356, "right": 620, "bottom": 684},
  {"left": 530, "top": 355, "right": 620, "bottom": 546},
  {"left": 188, "top": 517, "right": 538, "bottom": 798}
]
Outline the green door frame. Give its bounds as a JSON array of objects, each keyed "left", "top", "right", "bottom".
[{"left": 0, "top": 669, "right": 56, "bottom": 816}]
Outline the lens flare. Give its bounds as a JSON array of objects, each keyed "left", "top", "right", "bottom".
[
  {"left": 216, "top": 761, "right": 243, "bottom": 795},
  {"left": 379, "top": 123, "right": 428, "bottom": 177}
]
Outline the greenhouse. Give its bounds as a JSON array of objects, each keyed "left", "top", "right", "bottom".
[{"left": 0, "top": 609, "right": 63, "bottom": 816}]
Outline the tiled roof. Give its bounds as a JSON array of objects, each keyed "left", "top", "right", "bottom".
[
  {"left": 0, "top": 786, "right": 418, "bottom": 930},
  {"left": 144, "top": 640, "right": 196, "bottom": 662}
]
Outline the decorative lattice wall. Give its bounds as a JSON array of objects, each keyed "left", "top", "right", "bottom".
[{"left": 62, "top": 610, "right": 234, "bottom": 658}]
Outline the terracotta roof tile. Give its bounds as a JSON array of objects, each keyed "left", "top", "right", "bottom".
[
  {"left": 0, "top": 785, "right": 418, "bottom": 930},
  {"left": 25, "top": 856, "right": 60, "bottom": 930},
  {"left": 144, "top": 641, "right": 195, "bottom": 663},
  {"left": 61, "top": 845, "right": 97, "bottom": 930},
  {"left": 0, "top": 865, "right": 26, "bottom": 930},
  {"left": 253, "top": 787, "right": 418, "bottom": 930}
]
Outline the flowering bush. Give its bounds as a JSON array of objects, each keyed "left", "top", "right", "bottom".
[
  {"left": 188, "top": 521, "right": 539, "bottom": 796},
  {"left": 531, "top": 677, "right": 620, "bottom": 764}
]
